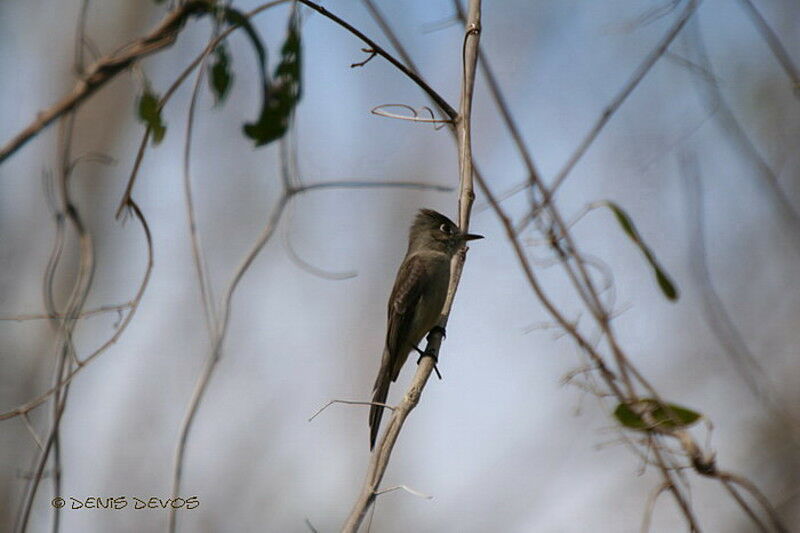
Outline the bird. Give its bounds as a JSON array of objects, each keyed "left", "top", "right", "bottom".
[{"left": 369, "top": 209, "right": 483, "bottom": 449}]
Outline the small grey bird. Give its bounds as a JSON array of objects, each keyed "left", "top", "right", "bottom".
[{"left": 369, "top": 209, "right": 483, "bottom": 449}]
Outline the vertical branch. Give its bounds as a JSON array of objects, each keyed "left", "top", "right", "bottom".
[
  {"left": 341, "top": 3, "right": 482, "bottom": 531},
  {"left": 455, "top": 0, "right": 480, "bottom": 230},
  {"left": 182, "top": 43, "right": 219, "bottom": 339},
  {"left": 168, "top": 38, "right": 218, "bottom": 533}
]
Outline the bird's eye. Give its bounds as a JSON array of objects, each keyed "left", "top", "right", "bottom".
[{"left": 439, "top": 223, "right": 453, "bottom": 234}]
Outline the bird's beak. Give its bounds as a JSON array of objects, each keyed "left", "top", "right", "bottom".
[{"left": 463, "top": 233, "right": 484, "bottom": 241}]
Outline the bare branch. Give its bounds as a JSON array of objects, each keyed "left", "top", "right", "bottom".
[
  {"left": 0, "top": 1, "right": 210, "bottom": 164},
  {"left": 374, "top": 485, "right": 433, "bottom": 499}
]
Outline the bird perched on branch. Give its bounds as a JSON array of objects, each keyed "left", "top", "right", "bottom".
[{"left": 369, "top": 209, "right": 483, "bottom": 449}]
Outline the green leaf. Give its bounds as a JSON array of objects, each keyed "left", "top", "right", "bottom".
[
  {"left": 602, "top": 201, "right": 679, "bottom": 301},
  {"left": 614, "top": 399, "right": 702, "bottom": 431},
  {"left": 191, "top": 6, "right": 268, "bottom": 104},
  {"left": 218, "top": 7, "right": 268, "bottom": 78},
  {"left": 209, "top": 44, "right": 233, "bottom": 104},
  {"left": 243, "top": 10, "right": 302, "bottom": 146},
  {"left": 137, "top": 86, "right": 166, "bottom": 145}
]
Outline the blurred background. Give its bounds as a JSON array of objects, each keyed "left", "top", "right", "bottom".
[{"left": 1, "top": 0, "right": 799, "bottom": 531}]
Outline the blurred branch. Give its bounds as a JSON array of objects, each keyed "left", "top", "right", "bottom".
[
  {"left": 0, "top": 0, "right": 212, "bottom": 164},
  {"left": 680, "top": 153, "right": 784, "bottom": 408},
  {"left": 342, "top": 3, "right": 481, "bottom": 530},
  {"left": 681, "top": 19, "right": 800, "bottom": 252},
  {"left": 721, "top": 479, "right": 770, "bottom": 532},
  {"left": 0, "top": 202, "right": 154, "bottom": 423},
  {"left": 491, "top": 0, "right": 701, "bottom": 212},
  {"left": 736, "top": 0, "right": 800, "bottom": 99},
  {"left": 718, "top": 471, "right": 789, "bottom": 533},
  {"left": 0, "top": 303, "right": 132, "bottom": 321},
  {"left": 19, "top": 414, "right": 45, "bottom": 452},
  {"left": 14, "top": 203, "right": 153, "bottom": 533},
  {"left": 279, "top": 136, "right": 359, "bottom": 281},
  {"left": 640, "top": 481, "right": 671, "bottom": 533},
  {"left": 649, "top": 438, "right": 701, "bottom": 531}
]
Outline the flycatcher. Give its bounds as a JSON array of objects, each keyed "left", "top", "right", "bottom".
[{"left": 369, "top": 209, "right": 483, "bottom": 449}]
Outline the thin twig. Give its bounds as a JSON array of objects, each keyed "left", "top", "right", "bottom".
[
  {"left": 20, "top": 414, "right": 45, "bottom": 452},
  {"left": 374, "top": 485, "right": 433, "bottom": 499},
  {"left": 307, "top": 400, "right": 395, "bottom": 423},
  {"left": 0, "top": 303, "right": 132, "bottom": 321}
]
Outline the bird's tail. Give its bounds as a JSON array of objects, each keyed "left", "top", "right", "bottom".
[{"left": 369, "top": 350, "right": 392, "bottom": 450}]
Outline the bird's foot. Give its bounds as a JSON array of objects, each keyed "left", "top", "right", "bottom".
[
  {"left": 416, "top": 347, "right": 442, "bottom": 380},
  {"left": 429, "top": 325, "right": 447, "bottom": 339}
]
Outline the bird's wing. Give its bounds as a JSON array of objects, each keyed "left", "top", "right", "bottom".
[
  {"left": 385, "top": 254, "right": 433, "bottom": 379},
  {"left": 369, "top": 255, "right": 431, "bottom": 449}
]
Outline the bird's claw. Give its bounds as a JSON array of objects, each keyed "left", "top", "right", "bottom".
[
  {"left": 416, "top": 347, "right": 443, "bottom": 380},
  {"left": 429, "top": 325, "right": 447, "bottom": 339}
]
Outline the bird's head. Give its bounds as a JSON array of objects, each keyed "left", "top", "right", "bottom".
[{"left": 408, "top": 208, "right": 483, "bottom": 255}]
